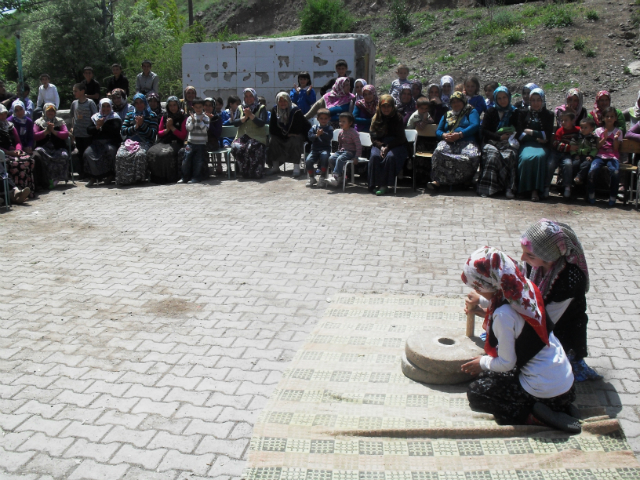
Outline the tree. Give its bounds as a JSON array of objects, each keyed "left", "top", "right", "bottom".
[{"left": 21, "top": 0, "right": 113, "bottom": 105}]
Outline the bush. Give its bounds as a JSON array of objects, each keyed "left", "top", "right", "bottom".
[
  {"left": 299, "top": 0, "right": 354, "bottom": 35},
  {"left": 554, "top": 36, "right": 565, "bottom": 53},
  {"left": 585, "top": 10, "right": 599, "bottom": 21},
  {"left": 585, "top": 48, "right": 596, "bottom": 58},
  {"left": 573, "top": 38, "right": 586, "bottom": 51},
  {"left": 543, "top": 5, "right": 573, "bottom": 28},
  {"left": 390, "top": 0, "right": 413, "bottom": 37},
  {"left": 502, "top": 28, "right": 523, "bottom": 46}
]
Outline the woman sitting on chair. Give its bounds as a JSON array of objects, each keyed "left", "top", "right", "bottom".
[
  {"left": 32, "top": 103, "right": 70, "bottom": 191},
  {"left": 267, "top": 92, "right": 310, "bottom": 177}
]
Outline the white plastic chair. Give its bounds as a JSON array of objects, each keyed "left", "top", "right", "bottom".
[
  {"left": 342, "top": 131, "right": 372, "bottom": 192},
  {"left": 210, "top": 125, "right": 238, "bottom": 179}
]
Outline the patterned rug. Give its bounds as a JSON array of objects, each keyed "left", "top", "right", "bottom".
[{"left": 243, "top": 293, "right": 640, "bottom": 480}]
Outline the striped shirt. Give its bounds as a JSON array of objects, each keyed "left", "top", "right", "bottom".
[
  {"left": 338, "top": 127, "right": 362, "bottom": 158},
  {"left": 186, "top": 113, "right": 210, "bottom": 145}
]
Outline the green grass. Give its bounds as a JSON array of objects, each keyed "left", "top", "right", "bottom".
[
  {"left": 517, "top": 68, "right": 527, "bottom": 77},
  {"left": 624, "top": 66, "right": 632, "bottom": 74},
  {"left": 585, "top": 48, "right": 596, "bottom": 58},
  {"left": 375, "top": 53, "right": 398, "bottom": 75},
  {"left": 573, "top": 38, "right": 586, "bottom": 51},
  {"left": 518, "top": 56, "right": 539, "bottom": 66},
  {"left": 506, "top": 52, "right": 516, "bottom": 60},
  {"left": 554, "top": 37, "right": 565, "bottom": 53},
  {"left": 543, "top": 81, "right": 580, "bottom": 92},
  {"left": 501, "top": 28, "right": 524, "bottom": 46},
  {"left": 404, "top": 39, "right": 423, "bottom": 48},
  {"left": 633, "top": 10, "right": 640, "bottom": 26}
]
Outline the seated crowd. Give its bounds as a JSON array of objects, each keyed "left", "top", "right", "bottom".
[{"left": 1, "top": 58, "right": 638, "bottom": 206}]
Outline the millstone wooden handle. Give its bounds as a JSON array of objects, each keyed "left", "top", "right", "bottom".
[{"left": 466, "top": 310, "right": 475, "bottom": 338}]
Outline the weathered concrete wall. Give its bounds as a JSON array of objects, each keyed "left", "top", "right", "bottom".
[{"left": 182, "top": 34, "right": 375, "bottom": 108}]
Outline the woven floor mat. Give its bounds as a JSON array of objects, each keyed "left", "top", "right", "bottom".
[{"left": 244, "top": 293, "right": 640, "bottom": 480}]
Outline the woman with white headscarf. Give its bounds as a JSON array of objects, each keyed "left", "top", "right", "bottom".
[
  {"left": 83, "top": 98, "right": 123, "bottom": 187},
  {"left": 1, "top": 103, "right": 35, "bottom": 199},
  {"left": 230, "top": 88, "right": 268, "bottom": 179},
  {"left": 267, "top": 92, "right": 310, "bottom": 176}
]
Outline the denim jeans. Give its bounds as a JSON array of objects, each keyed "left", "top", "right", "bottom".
[
  {"left": 546, "top": 152, "right": 580, "bottom": 188},
  {"left": 588, "top": 157, "right": 619, "bottom": 196},
  {"left": 182, "top": 143, "right": 206, "bottom": 181},
  {"left": 575, "top": 156, "right": 593, "bottom": 183},
  {"left": 305, "top": 149, "right": 330, "bottom": 172},
  {"left": 329, "top": 150, "right": 355, "bottom": 176}
]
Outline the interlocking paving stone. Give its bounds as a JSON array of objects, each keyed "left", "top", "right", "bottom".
[{"left": 1, "top": 177, "right": 639, "bottom": 479}]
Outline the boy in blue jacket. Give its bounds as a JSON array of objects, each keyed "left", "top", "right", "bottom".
[{"left": 305, "top": 108, "right": 333, "bottom": 187}]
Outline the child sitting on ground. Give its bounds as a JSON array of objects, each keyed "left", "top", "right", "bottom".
[
  {"left": 552, "top": 111, "right": 581, "bottom": 198},
  {"left": 290, "top": 71, "right": 316, "bottom": 115},
  {"left": 389, "top": 64, "right": 412, "bottom": 106},
  {"left": 461, "top": 246, "right": 579, "bottom": 433},
  {"left": 484, "top": 81, "right": 499, "bottom": 110},
  {"left": 327, "top": 112, "right": 362, "bottom": 187},
  {"left": 571, "top": 117, "right": 599, "bottom": 187},
  {"left": 589, "top": 107, "right": 623, "bottom": 206},
  {"left": 305, "top": 109, "right": 334, "bottom": 188},
  {"left": 465, "top": 76, "right": 487, "bottom": 116},
  {"left": 179, "top": 98, "right": 209, "bottom": 184}
]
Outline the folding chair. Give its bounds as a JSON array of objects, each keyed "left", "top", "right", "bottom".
[
  {"left": 210, "top": 125, "right": 238, "bottom": 179},
  {"left": 413, "top": 123, "right": 438, "bottom": 190},
  {"left": 67, "top": 136, "right": 76, "bottom": 184},
  {"left": 1, "top": 150, "right": 10, "bottom": 210},
  {"left": 403, "top": 129, "right": 418, "bottom": 193},
  {"left": 619, "top": 139, "right": 640, "bottom": 209}
]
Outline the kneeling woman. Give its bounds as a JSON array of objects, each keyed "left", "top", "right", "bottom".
[
  {"left": 115, "top": 93, "right": 158, "bottom": 186},
  {"left": 146, "top": 96, "right": 187, "bottom": 184},
  {"left": 428, "top": 91, "right": 480, "bottom": 190},
  {"left": 83, "top": 99, "right": 123, "bottom": 187},
  {"left": 521, "top": 219, "right": 600, "bottom": 382},
  {"left": 461, "top": 247, "right": 579, "bottom": 432},
  {"left": 367, "top": 95, "right": 408, "bottom": 196}
]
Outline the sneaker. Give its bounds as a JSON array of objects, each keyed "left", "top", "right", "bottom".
[
  {"left": 505, "top": 189, "right": 515, "bottom": 199},
  {"left": 86, "top": 179, "right": 95, "bottom": 188},
  {"left": 188, "top": 179, "right": 200, "bottom": 184},
  {"left": 293, "top": 165, "right": 301, "bottom": 177},
  {"left": 531, "top": 191, "right": 539, "bottom": 202},
  {"left": 608, "top": 197, "right": 616, "bottom": 207},
  {"left": 177, "top": 179, "right": 186, "bottom": 184},
  {"left": 317, "top": 177, "right": 327, "bottom": 188},
  {"left": 532, "top": 402, "right": 581, "bottom": 434},
  {"left": 11, "top": 187, "right": 30, "bottom": 204},
  {"left": 266, "top": 167, "right": 280, "bottom": 176},
  {"left": 306, "top": 176, "right": 317, "bottom": 187},
  {"left": 564, "top": 187, "right": 571, "bottom": 198},
  {"left": 326, "top": 175, "right": 339, "bottom": 187},
  {"left": 376, "top": 187, "right": 388, "bottom": 196}
]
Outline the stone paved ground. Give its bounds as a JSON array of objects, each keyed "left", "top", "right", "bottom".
[{"left": 1, "top": 176, "right": 639, "bottom": 480}]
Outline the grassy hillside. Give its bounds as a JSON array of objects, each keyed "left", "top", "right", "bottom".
[{"left": 196, "top": 0, "right": 640, "bottom": 109}]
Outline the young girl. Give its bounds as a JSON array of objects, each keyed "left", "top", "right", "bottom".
[
  {"left": 589, "top": 106, "right": 623, "bottom": 206},
  {"left": 8, "top": 100, "right": 34, "bottom": 154},
  {"left": 439, "top": 75, "right": 454, "bottom": 108},
  {"left": 484, "top": 81, "right": 499, "bottom": 110},
  {"left": 397, "top": 85, "right": 416, "bottom": 126},
  {"left": 352, "top": 85, "right": 378, "bottom": 133},
  {"left": 222, "top": 96, "right": 241, "bottom": 126},
  {"left": 514, "top": 83, "right": 539, "bottom": 109},
  {"left": 461, "top": 246, "right": 579, "bottom": 433},
  {"left": 464, "top": 76, "right": 487, "bottom": 116},
  {"left": 353, "top": 78, "right": 367, "bottom": 101},
  {"left": 426, "top": 83, "right": 448, "bottom": 125},
  {"left": 290, "top": 72, "right": 317, "bottom": 115},
  {"left": 215, "top": 97, "right": 224, "bottom": 115}
]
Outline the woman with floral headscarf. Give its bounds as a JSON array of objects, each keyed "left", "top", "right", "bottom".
[
  {"left": 115, "top": 93, "right": 158, "bottom": 186},
  {"left": 428, "top": 91, "right": 481, "bottom": 191},
  {"left": 461, "top": 246, "right": 579, "bottom": 432},
  {"left": 352, "top": 85, "right": 378, "bottom": 133},
  {"left": 83, "top": 98, "right": 122, "bottom": 187},
  {"left": 231, "top": 88, "right": 268, "bottom": 179},
  {"left": 521, "top": 219, "right": 600, "bottom": 382},
  {"left": 304, "top": 77, "right": 355, "bottom": 127},
  {"left": 588, "top": 90, "right": 626, "bottom": 133},
  {"left": 477, "top": 86, "right": 518, "bottom": 198},
  {"left": 267, "top": 92, "right": 310, "bottom": 177},
  {"left": 426, "top": 83, "right": 448, "bottom": 125},
  {"left": 554, "top": 88, "right": 587, "bottom": 129},
  {"left": 145, "top": 96, "right": 186, "bottom": 184},
  {"left": 514, "top": 83, "right": 539, "bottom": 110},
  {"left": 367, "top": 94, "right": 408, "bottom": 196},
  {"left": 517, "top": 88, "right": 554, "bottom": 201},
  {"left": 1, "top": 103, "right": 36, "bottom": 198},
  {"left": 32, "top": 103, "right": 70, "bottom": 191}
]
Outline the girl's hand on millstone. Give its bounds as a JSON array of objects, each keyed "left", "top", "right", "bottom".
[{"left": 461, "top": 356, "right": 482, "bottom": 376}]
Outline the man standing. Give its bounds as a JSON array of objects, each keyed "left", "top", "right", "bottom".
[
  {"left": 81, "top": 66, "right": 101, "bottom": 102},
  {"left": 105, "top": 63, "right": 130, "bottom": 97},
  {"left": 135, "top": 60, "right": 159, "bottom": 96}
]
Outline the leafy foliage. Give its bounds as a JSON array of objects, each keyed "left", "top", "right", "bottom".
[
  {"left": 299, "top": 0, "right": 354, "bottom": 35},
  {"left": 0, "top": 37, "right": 18, "bottom": 82},
  {"left": 390, "top": 0, "right": 412, "bottom": 37}
]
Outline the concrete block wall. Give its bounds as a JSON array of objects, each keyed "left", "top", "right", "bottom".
[{"left": 182, "top": 34, "right": 375, "bottom": 109}]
